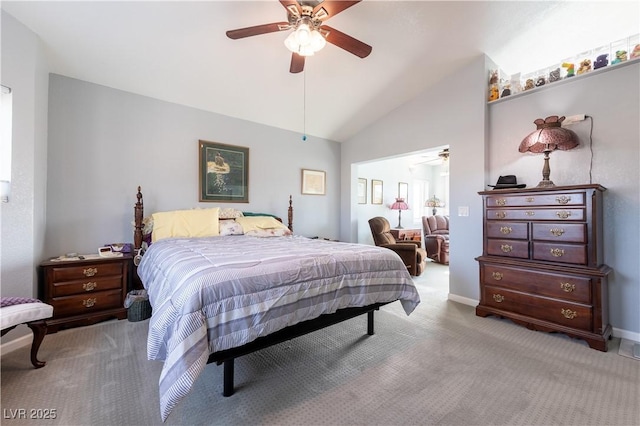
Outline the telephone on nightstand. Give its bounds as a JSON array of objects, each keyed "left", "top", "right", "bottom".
[{"left": 98, "top": 246, "right": 123, "bottom": 258}]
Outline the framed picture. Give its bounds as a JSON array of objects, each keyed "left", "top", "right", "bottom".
[
  {"left": 357, "top": 178, "right": 367, "bottom": 204},
  {"left": 199, "top": 140, "right": 249, "bottom": 203},
  {"left": 398, "top": 182, "right": 408, "bottom": 200},
  {"left": 301, "top": 169, "right": 326, "bottom": 195},
  {"left": 371, "top": 179, "right": 383, "bottom": 204}
]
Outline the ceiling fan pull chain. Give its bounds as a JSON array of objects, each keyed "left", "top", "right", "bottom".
[{"left": 302, "top": 70, "right": 307, "bottom": 141}]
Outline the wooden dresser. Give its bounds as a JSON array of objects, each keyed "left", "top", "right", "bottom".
[
  {"left": 475, "top": 184, "right": 611, "bottom": 351},
  {"left": 39, "top": 256, "right": 130, "bottom": 333}
]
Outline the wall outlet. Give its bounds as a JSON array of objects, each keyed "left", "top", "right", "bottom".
[{"left": 458, "top": 206, "right": 469, "bottom": 217}]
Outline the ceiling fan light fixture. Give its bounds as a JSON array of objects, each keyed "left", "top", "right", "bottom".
[{"left": 284, "top": 22, "right": 326, "bottom": 57}]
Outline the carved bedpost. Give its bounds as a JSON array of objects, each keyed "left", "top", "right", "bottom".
[
  {"left": 287, "top": 195, "right": 293, "bottom": 232},
  {"left": 134, "top": 186, "right": 144, "bottom": 251}
]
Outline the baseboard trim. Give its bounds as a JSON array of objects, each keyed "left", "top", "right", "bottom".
[
  {"left": 0, "top": 334, "right": 31, "bottom": 357},
  {"left": 447, "top": 293, "right": 477, "bottom": 307}
]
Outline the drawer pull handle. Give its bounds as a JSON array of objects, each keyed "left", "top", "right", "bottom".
[
  {"left": 495, "top": 211, "right": 506, "bottom": 219},
  {"left": 525, "top": 197, "right": 535, "bottom": 203},
  {"left": 496, "top": 199, "right": 506, "bottom": 206},
  {"left": 82, "top": 298, "right": 97, "bottom": 308},
  {"left": 556, "top": 211, "right": 571, "bottom": 219},
  {"left": 492, "top": 272, "right": 503, "bottom": 281},
  {"left": 550, "top": 228, "right": 565, "bottom": 237},
  {"left": 501, "top": 244, "right": 513, "bottom": 253},
  {"left": 556, "top": 196, "right": 571, "bottom": 205},
  {"left": 83, "top": 282, "right": 97, "bottom": 291},
  {"left": 550, "top": 248, "right": 565, "bottom": 257},
  {"left": 561, "top": 308, "right": 577, "bottom": 319},
  {"left": 560, "top": 282, "right": 575, "bottom": 292},
  {"left": 493, "top": 294, "right": 505, "bottom": 303},
  {"left": 83, "top": 267, "right": 98, "bottom": 277},
  {"left": 500, "top": 226, "right": 512, "bottom": 235},
  {"left": 525, "top": 211, "right": 535, "bottom": 216}
]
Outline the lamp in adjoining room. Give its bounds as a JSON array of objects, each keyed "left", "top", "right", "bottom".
[
  {"left": 390, "top": 197, "right": 409, "bottom": 229},
  {"left": 518, "top": 115, "right": 579, "bottom": 188},
  {"left": 0, "top": 180, "right": 10, "bottom": 203},
  {"left": 425, "top": 195, "right": 444, "bottom": 215}
]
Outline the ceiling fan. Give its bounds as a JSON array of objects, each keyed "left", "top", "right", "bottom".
[{"left": 226, "top": 0, "right": 372, "bottom": 73}]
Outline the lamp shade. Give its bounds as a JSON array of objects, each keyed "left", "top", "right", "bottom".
[
  {"left": 518, "top": 116, "right": 579, "bottom": 154},
  {"left": 390, "top": 198, "right": 409, "bottom": 210}
]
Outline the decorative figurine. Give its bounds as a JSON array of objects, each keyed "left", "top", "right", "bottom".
[
  {"left": 489, "top": 70, "right": 498, "bottom": 85},
  {"left": 524, "top": 78, "right": 535, "bottom": 90},
  {"left": 631, "top": 44, "right": 640, "bottom": 59},
  {"left": 488, "top": 84, "right": 499, "bottom": 101},
  {"left": 577, "top": 59, "right": 592, "bottom": 75},
  {"left": 500, "top": 83, "right": 511, "bottom": 98},
  {"left": 593, "top": 54, "right": 608, "bottom": 69},
  {"left": 562, "top": 62, "right": 575, "bottom": 77},
  {"left": 548, "top": 67, "right": 561, "bottom": 82},
  {"left": 535, "top": 76, "right": 546, "bottom": 87},
  {"left": 611, "top": 50, "right": 627, "bottom": 64}
]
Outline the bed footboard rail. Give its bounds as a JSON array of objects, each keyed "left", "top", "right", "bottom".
[{"left": 208, "top": 302, "right": 390, "bottom": 397}]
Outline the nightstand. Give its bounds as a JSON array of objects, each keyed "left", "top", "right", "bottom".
[
  {"left": 38, "top": 255, "right": 130, "bottom": 333},
  {"left": 390, "top": 228, "right": 421, "bottom": 243}
]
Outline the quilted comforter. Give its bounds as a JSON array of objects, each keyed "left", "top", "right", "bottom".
[{"left": 137, "top": 235, "right": 421, "bottom": 421}]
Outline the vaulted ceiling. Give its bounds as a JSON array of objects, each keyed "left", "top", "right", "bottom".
[{"left": 2, "top": 1, "right": 638, "bottom": 142}]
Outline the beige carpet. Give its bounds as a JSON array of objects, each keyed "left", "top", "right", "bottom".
[{"left": 1, "top": 262, "right": 639, "bottom": 425}]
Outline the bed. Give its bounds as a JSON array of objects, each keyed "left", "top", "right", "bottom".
[{"left": 133, "top": 187, "right": 421, "bottom": 421}]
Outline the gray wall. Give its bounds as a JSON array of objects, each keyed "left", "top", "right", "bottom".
[
  {"left": 0, "top": 11, "right": 49, "bottom": 340},
  {"left": 45, "top": 75, "right": 341, "bottom": 257},
  {"left": 341, "top": 55, "right": 488, "bottom": 306},
  {"left": 488, "top": 61, "right": 640, "bottom": 337}
]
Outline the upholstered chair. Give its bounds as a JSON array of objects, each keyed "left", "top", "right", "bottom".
[
  {"left": 368, "top": 217, "right": 427, "bottom": 276},
  {"left": 422, "top": 215, "right": 450, "bottom": 264}
]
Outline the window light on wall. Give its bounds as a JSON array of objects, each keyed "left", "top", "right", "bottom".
[{"left": 1, "top": 84, "right": 12, "bottom": 203}]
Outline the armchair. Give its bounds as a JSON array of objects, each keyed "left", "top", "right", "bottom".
[
  {"left": 368, "top": 217, "right": 427, "bottom": 276},
  {"left": 421, "top": 215, "right": 449, "bottom": 264}
]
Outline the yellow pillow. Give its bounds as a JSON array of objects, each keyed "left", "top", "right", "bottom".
[
  {"left": 151, "top": 208, "right": 219, "bottom": 242},
  {"left": 235, "top": 216, "right": 286, "bottom": 233}
]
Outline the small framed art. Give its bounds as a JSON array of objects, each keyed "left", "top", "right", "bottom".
[
  {"left": 301, "top": 169, "right": 326, "bottom": 195},
  {"left": 199, "top": 140, "right": 249, "bottom": 203},
  {"left": 357, "top": 178, "right": 367, "bottom": 204},
  {"left": 371, "top": 179, "right": 383, "bottom": 204}
]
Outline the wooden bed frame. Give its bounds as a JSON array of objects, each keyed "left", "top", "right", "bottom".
[{"left": 133, "top": 186, "right": 389, "bottom": 396}]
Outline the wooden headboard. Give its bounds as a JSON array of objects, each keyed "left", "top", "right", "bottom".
[{"left": 133, "top": 186, "right": 293, "bottom": 252}]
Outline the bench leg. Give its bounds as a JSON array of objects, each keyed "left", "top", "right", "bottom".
[{"left": 26, "top": 320, "right": 48, "bottom": 368}]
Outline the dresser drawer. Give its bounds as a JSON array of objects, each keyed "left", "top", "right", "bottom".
[
  {"left": 50, "top": 262, "right": 123, "bottom": 282},
  {"left": 533, "top": 242, "right": 587, "bottom": 265},
  {"left": 50, "top": 289, "right": 123, "bottom": 318},
  {"left": 486, "top": 222, "right": 528, "bottom": 239},
  {"left": 482, "top": 264, "right": 591, "bottom": 304},
  {"left": 487, "top": 208, "right": 584, "bottom": 221},
  {"left": 532, "top": 223, "right": 587, "bottom": 243},
  {"left": 52, "top": 276, "right": 123, "bottom": 297},
  {"left": 486, "top": 192, "right": 585, "bottom": 207},
  {"left": 486, "top": 239, "right": 529, "bottom": 259},
  {"left": 483, "top": 285, "right": 592, "bottom": 331}
]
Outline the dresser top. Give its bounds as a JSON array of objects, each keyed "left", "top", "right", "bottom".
[{"left": 479, "top": 183, "right": 605, "bottom": 196}]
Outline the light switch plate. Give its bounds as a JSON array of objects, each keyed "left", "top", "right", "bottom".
[{"left": 458, "top": 206, "right": 469, "bottom": 217}]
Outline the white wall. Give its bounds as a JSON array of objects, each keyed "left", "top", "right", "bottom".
[
  {"left": 45, "top": 75, "right": 342, "bottom": 257},
  {"left": 488, "top": 61, "right": 640, "bottom": 337},
  {"left": 0, "top": 11, "right": 49, "bottom": 339},
  {"left": 341, "top": 55, "right": 488, "bottom": 303}
]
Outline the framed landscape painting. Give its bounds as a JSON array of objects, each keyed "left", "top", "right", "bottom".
[
  {"left": 301, "top": 169, "right": 326, "bottom": 195},
  {"left": 199, "top": 140, "right": 249, "bottom": 202},
  {"left": 357, "top": 178, "right": 367, "bottom": 204},
  {"left": 372, "top": 179, "right": 383, "bottom": 204}
]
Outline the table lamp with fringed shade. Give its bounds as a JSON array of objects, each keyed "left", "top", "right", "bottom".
[
  {"left": 425, "top": 195, "right": 444, "bottom": 215},
  {"left": 518, "top": 115, "right": 579, "bottom": 188},
  {"left": 390, "top": 197, "right": 409, "bottom": 229}
]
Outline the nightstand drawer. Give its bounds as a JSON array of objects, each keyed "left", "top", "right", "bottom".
[
  {"left": 50, "top": 289, "right": 123, "bottom": 318},
  {"left": 51, "top": 262, "right": 123, "bottom": 282},
  {"left": 483, "top": 285, "right": 592, "bottom": 331},
  {"left": 533, "top": 242, "right": 587, "bottom": 265},
  {"left": 482, "top": 264, "right": 591, "bottom": 304},
  {"left": 52, "top": 276, "right": 124, "bottom": 297},
  {"left": 532, "top": 223, "right": 586, "bottom": 243},
  {"left": 486, "top": 239, "right": 529, "bottom": 259}
]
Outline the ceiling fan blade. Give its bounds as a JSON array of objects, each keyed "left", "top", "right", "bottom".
[
  {"left": 280, "top": 0, "right": 301, "bottom": 17},
  {"left": 322, "top": 25, "right": 372, "bottom": 58},
  {"left": 313, "top": 1, "right": 361, "bottom": 21},
  {"left": 290, "top": 53, "right": 305, "bottom": 73},
  {"left": 226, "top": 22, "right": 290, "bottom": 40}
]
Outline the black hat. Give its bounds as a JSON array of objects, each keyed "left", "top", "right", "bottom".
[{"left": 488, "top": 175, "right": 526, "bottom": 189}]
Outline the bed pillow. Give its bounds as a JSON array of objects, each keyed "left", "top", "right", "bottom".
[
  {"left": 235, "top": 216, "right": 291, "bottom": 237},
  {"left": 219, "top": 219, "right": 244, "bottom": 236},
  {"left": 218, "top": 208, "right": 244, "bottom": 219},
  {"left": 152, "top": 208, "right": 220, "bottom": 242}
]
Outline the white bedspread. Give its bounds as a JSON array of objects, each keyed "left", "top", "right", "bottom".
[{"left": 137, "top": 235, "right": 420, "bottom": 421}]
